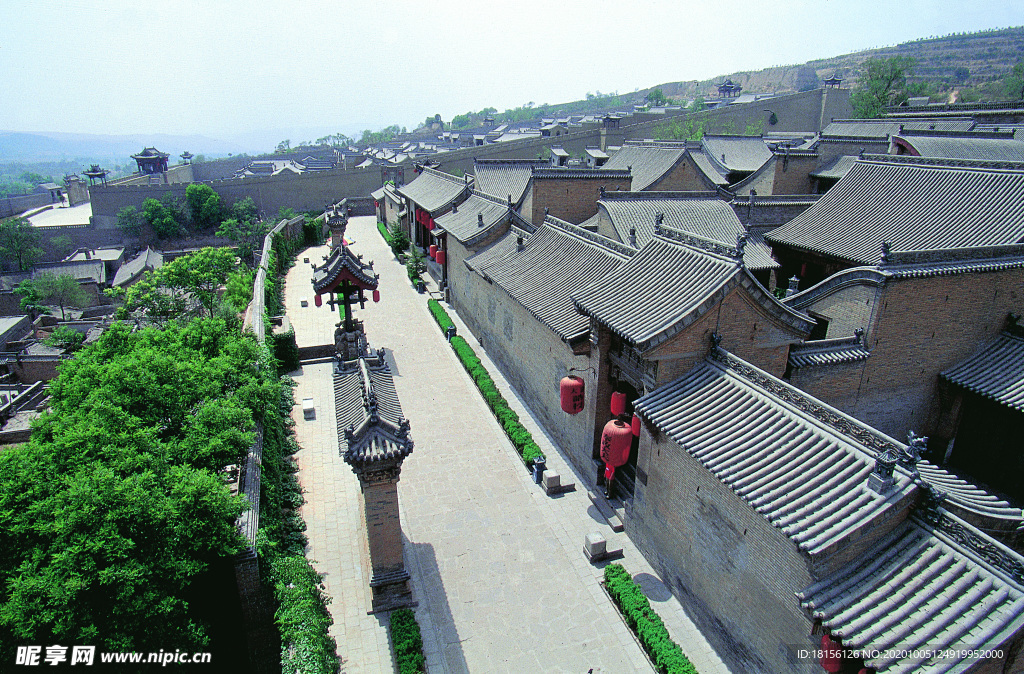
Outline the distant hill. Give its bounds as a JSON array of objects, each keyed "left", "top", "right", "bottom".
[
  {"left": 0, "top": 131, "right": 248, "bottom": 166},
  {"left": 649, "top": 26, "right": 1024, "bottom": 104}
]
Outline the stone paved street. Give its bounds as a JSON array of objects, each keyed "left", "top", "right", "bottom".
[{"left": 284, "top": 216, "right": 731, "bottom": 673}]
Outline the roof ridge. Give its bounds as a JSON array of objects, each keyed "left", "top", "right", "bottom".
[
  {"left": 542, "top": 215, "right": 634, "bottom": 260},
  {"left": 860, "top": 154, "right": 1024, "bottom": 172},
  {"left": 532, "top": 167, "right": 631, "bottom": 178},
  {"left": 655, "top": 227, "right": 744, "bottom": 263},
  {"left": 419, "top": 165, "right": 467, "bottom": 184},
  {"left": 467, "top": 189, "right": 511, "bottom": 208},
  {"left": 601, "top": 190, "right": 719, "bottom": 201}
]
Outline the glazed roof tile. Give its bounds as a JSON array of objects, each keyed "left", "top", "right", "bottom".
[
  {"left": 597, "top": 192, "right": 778, "bottom": 269},
  {"left": 434, "top": 190, "right": 510, "bottom": 246},
  {"left": 601, "top": 142, "right": 687, "bottom": 190},
  {"left": 573, "top": 229, "right": 810, "bottom": 350},
  {"left": 473, "top": 159, "right": 545, "bottom": 205},
  {"left": 396, "top": 166, "right": 468, "bottom": 213},
  {"left": 766, "top": 157, "right": 1024, "bottom": 266},
  {"left": 894, "top": 134, "right": 1024, "bottom": 162},
  {"left": 335, "top": 351, "right": 413, "bottom": 468},
  {"left": 788, "top": 336, "right": 870, "bottom": 368},
  {"left": 466, "top": 216, "right": 632, "bottom": 341},
  {"left": 797, "top": 516, "right": 1024, "bottom": 673},
  {"left": 941, "top": 332, "right": 1024, "bottom": 412},
  {"left": 633, "top": 350, "right": 916, "bottom": 555},
  {"left": 701, "top": 135, "right": 772, "bottom": 174}
]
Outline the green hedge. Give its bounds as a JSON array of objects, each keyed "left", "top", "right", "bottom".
[
  {"left": 390, "top": 608, "right": 426, "bottom": 674},
  {"left": 427, "top": 301, "right": 543, "bottom": 464},
  {"left": 274, "top": 555, "right": 338, "bottom": 674},
  {"left": 271, "top": 327, "right": 300, "bottom": 373},
  {"left": 604, "top": 565, "right": 697, "bottom": 674},
  {"left": 377, "top": 221, "right": 391, "bottom": 244}
]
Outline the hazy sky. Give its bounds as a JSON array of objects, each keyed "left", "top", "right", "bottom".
[{"left": 1, "top": 0, "right": 1020, "bottom": 142}]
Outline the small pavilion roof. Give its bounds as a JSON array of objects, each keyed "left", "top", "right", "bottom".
[
  {"left": 941, "top": 331, "right": 1024, "bottom": 413},
  {"left": 798, "top": 515, "right": 1024, "bottom": 673},
  {"left": 634, "top": 348, "right": 917, "bottom": 556},
  {"left": 434, "top": 190, "right": 510, "bottom": 246},
  {"left": 766, "top": 156, "right": 1024, "bottom": 266},
  {"left": 131, "top": 147, "right": 169, "bottom": 159},
  {"left": 466, "top": 215, "right": 632, "bottom": 342},
  {"left": 596, "top": 192, "right": 778, "bottom": 269},
  {"left": 601, "top": 141, "right": 687, "bottom": 191},
  {"left": 311, "top": 245, "right": 378, "bottom": 294},
  {"left": 701, "top": 135, "right": 772, "bottom": 174},
  {"left": 472, "top": 159, "right": 545, "bottom": 206},
  {"left": 336, "top": 350, "right": 413, "bottom": 469},
  {"left": 574, "top": 229, "right": 809, "bottom": 351},
  {"left": 396, "top": 166, "right": 468, "bottom": 214}
]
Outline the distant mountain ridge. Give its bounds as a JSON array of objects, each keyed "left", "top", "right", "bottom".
[{"left": 0, "top": 131, "right": 248, "bottom": 165}]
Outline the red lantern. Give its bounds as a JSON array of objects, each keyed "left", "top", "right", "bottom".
[
  {"left": 429, "top": 244, "right": 437, "bottom": 259},
  {"left": 611, "top": 391, "right": 627, "bottom": 417},
  {"left": 435, "top": 249, "right": 446, "bottom": 265},
  {"left": 600, "top": 419, "right": 632, "bottom": 482},
  {"left": 820, "top": 633, "right": 842, "bottom": 673},
  {"left": 559, "top": 375, "right": 585, "bottom": 414},
  {"left": 374, "top": 200, "right": 379, "bottom": 208},
  {"left": 427, "top": 218, "right": 435, "bottom": 231},
  {"left": 631, "top": 414, "right": 641, "bottom": 436},
  {"left": 314, "top": 293, "right": 322, "bottom": 307},
  {"left": 372, "top": 290, "right": 380, "bottom": 303}
]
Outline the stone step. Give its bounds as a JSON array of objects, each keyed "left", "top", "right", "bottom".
[{"left": 588, "top": 490, "right": 625, "bottom": 532}]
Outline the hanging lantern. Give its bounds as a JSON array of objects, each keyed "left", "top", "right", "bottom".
[
  {"left": 559, "top": 375, "right": 585, "bottom": 414},
  {"left": 429, "top": 244, "right": 438, "bottom": 259},
  {"left": 374, "top": 200, "right": 379, "bottom": 208},
  {"left": 611, "top": 391, "right": 627, "bottom": 417},
  {"left": 820, "top": 633, "right": 842, "bottom": 673},
  {"left": 314, "top": 293, "right": 322, "bottom": 307},
  {"left": 427, "top": 218, "right": 435, "bottom": 231},
  {"left": 436, "top": 249, "right": 446, "bottom": 265},
  {"left": 600, "top": 419, "right": 632, "bottom": 482},
  {"left": 372, "top": 289, "right": 380, "bottom": 303},
  {"left": 631, "top": 414, "right": 641, "bottom": 437}
]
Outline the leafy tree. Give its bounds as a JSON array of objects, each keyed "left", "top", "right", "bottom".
[
  {"left": 230, "top": 196, "right": 258, "bottom": 224},
  {"left": 690, "top": 96, "right": 706, "bottom": 112},
  {"left": 275, "top": 139, "right": 291, "bottom": 153},
  {"left": 1005, "top": 61, "right": 1024, "bottom": 100},
  {"left": 646, "top": 88, "right": 668, "bottom": 106},
  {"left": 222, "top": 268, "right": 254, "bottom": 314},
  {"left": 116, "top": 205, "right": 144, "bottom": 236},
  {"left": 141, "top": 197, "right": 183, "bottom": 239},
  {"left": 185, "top": 183, "right": 223, "bottom": 230},
  {"left": 44, "top": 324, "right": 85, "bottom": 352},
  {"left": 33, "top": 272, "right": 91, "bottom": 321},
  {"left": 656, "top": 117, "right": 707, "bottom": 141},
  {"left": 0, "top": 217, "right": 43, "bottom": 271},
  {"left": 49, "top": 234, "right": 74, "bottom": 259},
  {"left": 218, "top": 198, "right": 267, "bottom": 267},
  {"left": 12, "top": 278, "right": 50, "bottom": 318},
  {"left": 851, "top": 56, "right": 920, "bottom": 118}
]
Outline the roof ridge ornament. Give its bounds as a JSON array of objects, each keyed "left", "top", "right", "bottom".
[
  {"left": 734, "top": 233, "right": 748, "bottom": 265},
  {"left": 654, "top": 212, "right": 664, "bottom": 236},
  {"left": 880, "top": 240, "right": 892, "bottom": 266}
]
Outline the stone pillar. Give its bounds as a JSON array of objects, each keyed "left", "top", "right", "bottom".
[{"left": 356, "top": 466, "right": 413, "bottom": 613}]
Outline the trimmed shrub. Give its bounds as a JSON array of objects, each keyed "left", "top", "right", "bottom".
[
  {"left": 271, "top": 327, "right": 300, "bottom": 373},
  {"left": 390, "top": 608, "right": 425, "bottom": 674},
  {"left": 428, "top": 299, "right": 455, "bottom": 332},
  {"left": 604, "top": 564, "right": 698, "bottom": 674}
]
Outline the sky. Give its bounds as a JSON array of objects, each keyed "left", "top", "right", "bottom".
[{"left": 0, "top": 0, "right": 1020, "bottom": 147}]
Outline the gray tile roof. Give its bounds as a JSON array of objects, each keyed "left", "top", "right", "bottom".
[
  {"left": 941, "top": 332, "right": 1024, "bottom": 412},
  {"left": 466, "top": 216, "right": 632, "bottom": 342},
  {"left": 335, "top": 351, "right": 413, "bottom": 466},
  {"left": 601, "top": 141, "right": 687, "bottom": 191},
  {"left": 370, "top": 187, "right": 385, "bottom": 201},
  {"left": 894, "top": 134, "right": 1024, "bottom": 161},
  {"left": 788, "top": 335, "right": 870, "bottom": 368},
  {"left": 574, "top": 228, "right": 810, "bottom": 351},
  {"left": 472, "top": 159, "right": 545, "bottom": 206},
  {"left": 766, "top": 157, "right": 1024, "bottom": 266},
  {"left": 33, "top": 259, "right": 106, "bottom": 285},
  {"left": 687, "top": 150, "right": 730, "bottom": 186},
  {"left": 821, "top": 118, "right": 975, "bottom": 139},
  {"left": 434, "top": 190, "right": 510, "bottom": 246},
  {"left": 701, "top": 135, "right": 772, "bottom": 174},
  {"left": 634, "top": 350, "right": 916, "bottom": 555},
  {"left": 915, "top": 459, "right": 1023, "bottom": 524},
  {"left": 312, "top": 245, "right": 379, "bottom": 294},
  {"left": 797, "top": 516, "right": 1024, "bottom": 673},
  {"left": 112, "top": 247, "right": 163, "bottom": 287},
  {"left": 597, "top": 192, "right": 778, "bottom": 270},
  {"left": 396, "top": 166, "right": 469, "bottom": 214},
  {"left": 808, "top": 154, "right": 859, "bottom": 180}
]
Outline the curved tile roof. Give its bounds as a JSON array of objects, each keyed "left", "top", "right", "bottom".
[
  {"left": 788, "top": 336, "right": 870, "bottom": 368},
  {"left": 895, "top": 135, "right": 1024, "bottom": 162},
  {"left": 634, "top": 352, "right": 916, "bottom": 555},
  {"left": 335, "top": 352, "right": 413, "bottom": 467},
  {"left": 766, "top": 158, "right": 1024, "bottom": 266},
  {"left": 473, "top": 159, "right": 545, "bottom": 205},
  {"left": 312, "top": 245, "right": 379, "bottom": 293},
  {"left": 809, "top": 154, "right": 859, "bottom": 180},
  {"left": 601, "top": 142, "right": 687, "bottom": 191},
  {"left": 687, "top": 150, "right": 730, "bottom": 186},
  {"left": 941, "top": 332, "right": 1024, "bottom": 412},
  {"left": 466, "top": 216, "right": 631, "bottom": 341},
  {"left": 434, "top": 190, "right": 510, "bottom": 245},
  {"left": 821, "top": 118, "right": 975, "bottom": 139},
  {"left": 701, "top": 135, "right": 772, "bottom": 174},
  {"left": 396, "top": 166, "right": 468, "bottom": 213},
  {"left": 798, "top": 517, "right": 1024, "bottom": 673},
  {"left": 596, "top": 193, "right": 778, "bottom": 269}
]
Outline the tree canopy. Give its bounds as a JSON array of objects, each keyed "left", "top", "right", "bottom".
[
  {"left": 0, "top": 318, "right": 275, "bottom": 656},
  {"left": 851, "top": 56, "right": 923, "bottom": 118},
  {"left": 1005, "top": 61, "right": 1024, "bottom": 100},
  {"left": 185, "top": 184, "right": 223, "bottom": 230},
  {"left": 20, "top": 272, "right": 91, "bottom": 321},
  {"left": 0, "top": 217, "right": 43, "bottom": 272}
]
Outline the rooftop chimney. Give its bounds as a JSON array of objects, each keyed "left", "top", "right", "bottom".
[
  {"left": 477, "top": 213, "right": 484, "bottom": 227},
  {"left": 516, "top": 236, "right": 524, "bottom": 252},
  {"left": 629, "top": 227, "right": 637, "bottom": 248}
]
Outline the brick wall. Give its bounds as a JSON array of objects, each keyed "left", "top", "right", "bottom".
[
  {"left": 529, "top": 174, "right": 633, "bottom": 225},
  {"left": 771, "top": 153, "right": 819, "bottom": 195},
  {"left": 627, "top": 430, "right": 820, "bottom": 673}
]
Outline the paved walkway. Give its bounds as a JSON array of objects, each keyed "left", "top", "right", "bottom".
[
  {"left": 285, "top": 216, "right": 731, "bottom": 673},
  {"left": 26, "top": 201, "right": 92, "bottom": 227}
]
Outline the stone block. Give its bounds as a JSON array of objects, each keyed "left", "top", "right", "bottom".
[
  {"left": 584, "top": 532, "right": 607, "bottom": 560},
  {"left": 542, "top": 470, "right": 560, "bottom": 493},
  {"left": 302, "top": 397, "right": 315, "bottom": 420},
  {"left": 300, "top": 297, "right": 308, "bottom": 307}
]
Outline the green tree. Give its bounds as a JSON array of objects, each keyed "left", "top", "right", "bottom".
[
  {"left": 185, "top": 183, "right": 223, "bottom": 230},
  {"left": 33, "top": 272, "right": 91, "bottom": 321},
  {"left": 141, "top": 197, "right": 183, "bottom": 239},
  {"left": 851, "top": 56, "right": 919, "bottom": 118},
  {"left": 218, "top": 197, "right": 266, "bottom": 267},
  {"left": 0, "top": 217, "right": 43, "bottom": 271},
  {"left": 12, "top": 278, "right": 50, "bottom": 318},
  {"left": 387, "top": 222, "right": 410, "bottom": 257},
  {"left": 44, "top": 324, "right": 85, "bottom": 352},
  {"left": 690, "top": 96, "right": 706, "bottom": 112},
  {"left": 646, "top": 88, "right": 668, "bottom": 106},
  {"left": 1005, "top": 61, "right": 1024, "bottom": 100},
  {"left": 115, "top": 206, "right": 144, "bottom": 236},
  {"left": 49, "top": 234, "right": 74, "bottom": 259},
  {"left": 275, "top": 139, "right": 291, "bottom": 153}
]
